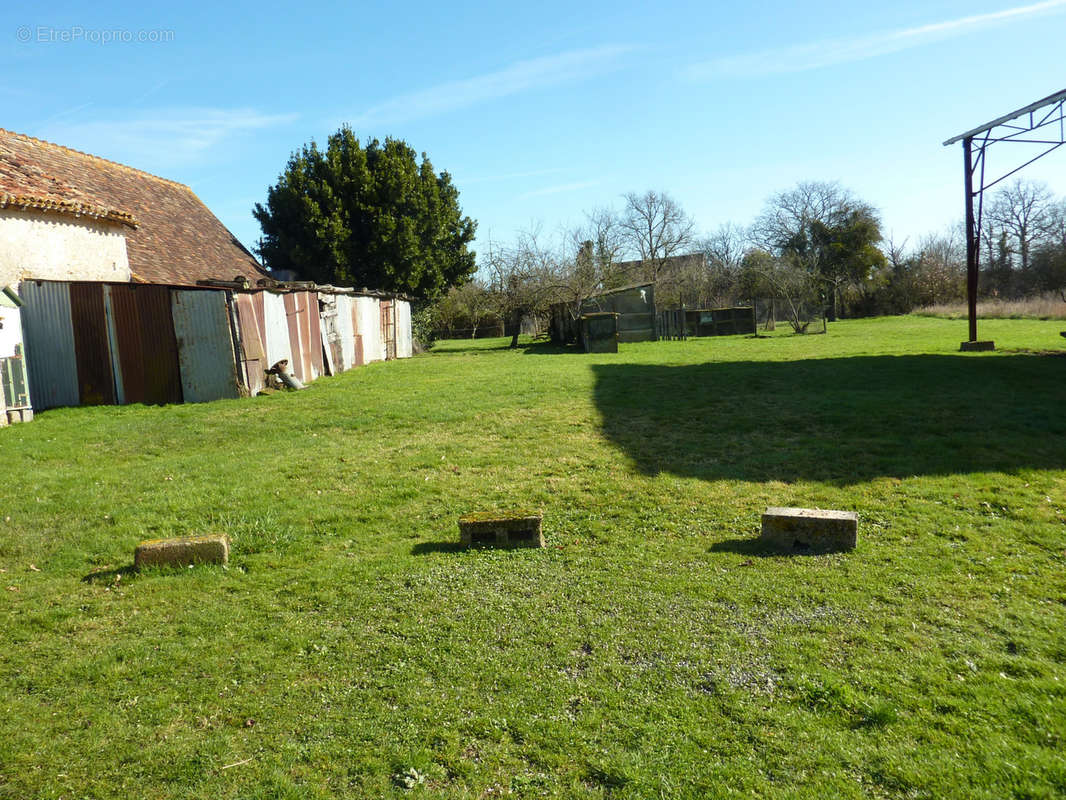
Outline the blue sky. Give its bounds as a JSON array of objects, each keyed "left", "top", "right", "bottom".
[{"left": 4, "top": 0, "right": 1065, "bottom": 261}]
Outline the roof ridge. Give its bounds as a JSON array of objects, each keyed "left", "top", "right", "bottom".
[{"left": 0, "top": 127, "right": 193, "bottom": 191}]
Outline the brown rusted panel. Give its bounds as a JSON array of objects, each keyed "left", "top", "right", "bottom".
[
  {"left": 234, "top": 293, "right": 266, "bottom": 395},
  {"left": 137, "top": 286, "right": 183, "bottom": 405},
  {"left": 69, "top": 282, "right": 115, "bottom": 405},
  {"left": 234, "top": 295, "right": 266, "bottom": 361},
  {"left": 282, "top": 292, "right": 305, "bottom": 382},
  {"left": 109, "top": 284, "right": 182, "bottom": 405},
  {"left": 108, "top": 284, "right": 144, "bottom": 402},
  {"left": 252, "top": 291, "right": 267, "bottom": 355},
  {"left": 297, "top": 292, "right": 320, "bottom": 380},
  {"left": 354, "top": 334, "right": 364, "bottom": 367}
]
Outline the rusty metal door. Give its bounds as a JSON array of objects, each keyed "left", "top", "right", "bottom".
[
  {"left": 69, "top": 283, "right": 116, "bottom": 405},
  {"left": 234, "top": 293, "right": 266, "bottom": 395},
  {"left": 106, "top": 284, "right": 182, "bottom": 405}
]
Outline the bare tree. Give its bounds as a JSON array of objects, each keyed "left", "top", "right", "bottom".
[
  {"left": 751, "top": 180, "right": 884, "bottom": 320},
  {"left": 750, "top": 181, "right": 849, "bottom": 253},
  {"left": 484, "top": 228, "right": 565, "bottom": 348},
  {"left": 697, "top": 222, "right": 747, "bottom": 307},
  {"left": 582, "top": 206, "right": 628, "bottom": 289},
  {"left": 913, "top": 231, "right": 966, "bottom": 305},
  {"left": 987, "top": 179, "right": 1055, "bottom": 272},
  {"left": 618, "top": 190, "right": 696, "bottom": 282}
]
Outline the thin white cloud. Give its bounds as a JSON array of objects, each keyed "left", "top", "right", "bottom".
[
  {"left": 463, "top": 167, "right": 568, "bottom": 185},
  {"left": 518, "top": 180, "right": 598, "bottom": 199},
  {"left": 354, "top": 45, "right": 635, "bottom": 125},
  {"left": 42, "top": 107, "right": 297, "bottom": 171},
  {"left": 687, "top": 0, "right": 1066, "bottom": 79}
]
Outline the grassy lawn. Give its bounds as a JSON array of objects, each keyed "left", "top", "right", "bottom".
[{"left": 1, "top": 315, "right": 1065, "bottom": 799}]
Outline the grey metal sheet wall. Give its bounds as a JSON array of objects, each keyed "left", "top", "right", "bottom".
[
  {"left": 18, "top": 281, "right": 79, "bottom": 410},
  {"left": 171, "top": 289, "right": 240, "bottom": 403}
]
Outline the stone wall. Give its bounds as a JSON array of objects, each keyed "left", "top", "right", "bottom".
[{"left": 0, "top": 209, "right": 131, "bottom": 287}]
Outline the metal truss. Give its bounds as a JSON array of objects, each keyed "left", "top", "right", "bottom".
[{"left": 943, "top": 89, "right": 1066, "bottom": 343}]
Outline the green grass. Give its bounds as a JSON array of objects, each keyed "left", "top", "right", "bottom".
[{"left": 1, "top": 315, "right": 1065, "bottom": 799}]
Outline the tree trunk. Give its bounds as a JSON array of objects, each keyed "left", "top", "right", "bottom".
[{"left": 509, "top": 309, "right": 522, "bottom": 348}]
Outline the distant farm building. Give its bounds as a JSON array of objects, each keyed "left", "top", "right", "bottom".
[{"left": 0, "top": 128, "right": 411, "bottom": 417}]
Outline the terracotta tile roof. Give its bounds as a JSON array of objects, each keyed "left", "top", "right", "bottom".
[{"left": 0, "top": 128, "right": 268, "bottom": 287}]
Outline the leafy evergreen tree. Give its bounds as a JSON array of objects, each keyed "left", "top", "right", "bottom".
[{"left": 253, "top": 127, "right": 476, "bottom": 298}]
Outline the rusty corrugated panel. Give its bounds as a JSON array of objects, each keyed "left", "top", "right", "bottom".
[
  {"left": 69, "top": 283, "right": 116, "bottom": 405},
  {"left": 252, "top": 291, "right": 268, "bottom": 358},
  {"left": 380, "top": 299, "right": 396, "bottom": 360},
  {"left": 171, "top": 289, "right": 240, "bottom": 403},
  {"left": 234, "top": 293, "right": 266, "bottom": 395},
  {"left": 18, "top": 280, "right": 79, "bottom": 410},
  {"left": 282, "top": 292, "right": 307, "bottom": 382},
  {"left": 301, "top": 292, "right": 323, "bottom": 380},
  {"left": 107, "top": 284, "right": 182, "bottom": 405}
]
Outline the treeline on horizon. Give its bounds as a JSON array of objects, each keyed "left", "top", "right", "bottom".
[{"left": 428, "top": 178, "right": 1066, "bottom": 340}]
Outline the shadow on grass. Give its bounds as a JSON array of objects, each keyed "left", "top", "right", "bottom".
[
  {"left": 709, "top": 538, "right": 846, "bottom": 557},
  {"left": 430, "top": 337, "right": 516, "bottom": 355},
  {"left": 593, "top": 353, "right": 1066, "bottom": 484},
  {"left": 411, "top": 541, "right": 466, "bottom": 555},
  {"left": 522, "top": 341, "right": 582, "bottom": 356},
  {"left": 82, "top": 564, "right": 137, "bottom": 584}
]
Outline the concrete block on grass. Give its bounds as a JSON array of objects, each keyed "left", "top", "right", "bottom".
[
  {"left": 960, "top": 340, "right": 995, "bottom": 352},
  {"left": 761, "top": 507, "right": 857, "bottom": 553},
  {"left": 458, "top": 512, "right": 543, "bottom": 548},
  {"left": 135, "top": 534, "right": 230, "bottom": 569}
]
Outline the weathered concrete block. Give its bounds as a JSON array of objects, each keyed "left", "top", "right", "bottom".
[
  {"left": 134, "top": 534, "right": 230, "bottom": 569},
  {"left": 760, "top": 507, "right": 857, "bottom": 552},
  {"left": 458, "top": 511, "right": 543, "bottom": 548},
  {"left": 960, "top": 340, "right": 995, "bottom": 352}
]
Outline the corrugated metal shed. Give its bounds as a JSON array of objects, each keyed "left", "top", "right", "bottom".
[
  {"left": 171, "top": 289, "right": 240, "bottom": 403},
  {"left": 18, "top": 280, "right": 79, "bottom": 409}
]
